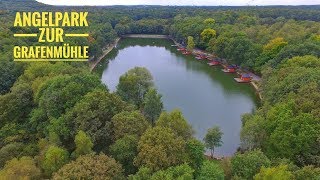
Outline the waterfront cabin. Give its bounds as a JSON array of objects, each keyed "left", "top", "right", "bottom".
[
  {"left": 196, "top": 54, "right": 207, "bottom": 60},
  {"left": 234, "top": 74, "right": 252, "bottom": 83},
  {"left": 208, "top": 60, "right": 220, "bottom": 66},
  {"left": 182, "top": 51, "right": 192, "bottom": 55},
  {"left": 241, "top": 74, "right": 251, "bottom": 81},
  {"left": 222, "top": 65, "right": 237, "bottom": 73}
]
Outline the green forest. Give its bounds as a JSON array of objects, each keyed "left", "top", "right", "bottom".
[{"left": 0, "top": 0, "right": 319, "bottom": 179}]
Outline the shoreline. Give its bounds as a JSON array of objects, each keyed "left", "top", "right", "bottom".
[
  {"left": 250, "top": 81, "right": 263, "bottom": 100},
  {"left": 89, "top": 37, "right": 120, "bottom": 71},
  {"left": 121, "top": 34, "right": 169, "bottom": 39}
]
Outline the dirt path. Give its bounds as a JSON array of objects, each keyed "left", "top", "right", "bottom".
[{"left": 89, "top": 37, "right": 120, "bottom": 71}]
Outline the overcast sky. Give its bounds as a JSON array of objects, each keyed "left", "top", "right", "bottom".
[{"left": 36, "top": 0, "right": 319, "bottom": 6}]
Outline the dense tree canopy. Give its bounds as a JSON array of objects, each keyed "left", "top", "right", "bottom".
[
  {"left": 72, "top": 130, "right": 93, "bottom": 158},
  {"left": 51, "top": 89, "right": 133, "bottom": 152},
  {"left": 196, "top": 161, "right": 225, "bottom": 180},
  {"left": 254, "top": 165, "right": 294, "bottom": 180},
  {"left": 41, "top": 146, "right": 69, "bottom": 177},
  {"left": 0, "top": 156, "right": 40, "bottom": 180},
  {"left": 53, "top": 154, "right": 125, "bottom": 180},
  {"left": 231, "top": 150, "right": 271, "bottom": 179},
  {"left": 110, "top": 135, "right": 139, "bottom": 175},
  {"left": 134, "top": 126, "right": 187, "bottom": 172},
  {"left": 112, "top": 111, "right": 150, "bottom": 140},
  {"left": 143, "top": 88, "right": 163, "bottom": 125},
  {"left": 117, "top": 67, "right": 154, "bottom": 107},
  {"left": 156, "top": 109, "right": 193, "bottom": 140}
]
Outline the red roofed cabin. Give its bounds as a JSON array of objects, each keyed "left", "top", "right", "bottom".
[
  {"left": 208, "top": 60, "right": 220, "bottom": 66},
  {"left": 196, "top": 54, "right": 207, "bottom": 60},
  {"left": 222, "top": 65, "right": 237, "bottom": 73},
  {"left": 240, "top": 74, "right": 251, "bottom": 81}
]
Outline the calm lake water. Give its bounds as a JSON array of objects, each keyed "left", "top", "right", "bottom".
[{"left": 97, "top": 38, "right": 259, "bottom": 156}]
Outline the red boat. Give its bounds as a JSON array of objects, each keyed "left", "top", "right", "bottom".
[
  {"left": 177, "top": 48, "right": 186, "bottom": 51},
  {"left": 182, "top": 51, "right": 192, "bottom": 55}
]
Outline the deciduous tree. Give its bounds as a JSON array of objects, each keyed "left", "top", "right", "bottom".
[
  {"left": 143, "top": 88, "right": 163, "bottom": 125},
  {"left": 156, "top": 109, "right": 193, "bottom": 140},
  {"left": 41, "top": 146, "right": 69, "bottom": 177},
  {"left": 231, "top": 149, "right": 270, "bottom": 179},
  {"left": 187, "top": 36, "right": 195, "bottom": 51},
  {"left": 112, "top": 111, "right": 150, "bottom": 140},
  {"left": 134, "top": 127, "right": 187, "bottom": 172},
  {"left": 204, "top": 126, "right": 223, "bottom": 157},
  {"left": 53, "top": 154, "right": 125, "bottom": 180},
  {"left": 196, "top": 161, "right": 224, "bottom": 180},
  {"left": 0, "top": 156, "right": 40, "bottom": 180},
  {"left": 72, "top": 130, "right": 93, "bottom": 158},
  {"left": 254, "top": 165, "right": 294, "bottom": 180},
  {"left": 117, "top": 67, "right": 154, "bottom": 107},
  {"left": 110, "top": 135, "right": 139, "bottom": 175}
]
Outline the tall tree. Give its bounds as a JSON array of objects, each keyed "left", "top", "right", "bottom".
[
  {"left": 196, "top": 161, "right": 224, "bottom": 180},
  {"left": 53, "top": 154, "right": 125, "bottom": 180},
  {"left": 117, "top": 67, "right": 154, "bottom": 107},
  {"left": 151, "top": 164, "right": 194, "bottom": 180},
  {"left": 143, "top": 88, "right": 163, "bottom": 125},
  {"left": 72, "top": 130, "right": 93, "bottom": 158},
  {"left": 0, "top": 156, "right": 40, "bottom": 180},
  {"left": 231, "top": 149, "right": 271, "bottom": 179},
  {"left": 35, "top": 73, "right": 104, "bottom": 119},
  {"left": 187, "top": 36, "right": 195, "bottom": 51},
  {"left": 112, "top": 111, "right": 150, "bottom": 140},
  {"left": 50, "top": 89, "right": 133, "bottom": 152},
  {"left": 186, "top": 139, "right": 205, "bottom": 175},
  {"left": 41, "top": 146, "right": 69, "bottom": 177},
  {"left": 201, "top": 28, "right": 216, "bottom": 44},
  {"left": 254, "top": 165, "right": 294, "bottom": 180},
  {"left": 156, "top": 109, "right": 193, "bottom": 140},
  {"left": 109, "top": 135, "right": 139, "bottom": 175},
  {"left": 134, "top": 127, "right": 187, "bottom": 172},
  {"left": 204, "top": 126, "right": 223, "bottom": 157}
]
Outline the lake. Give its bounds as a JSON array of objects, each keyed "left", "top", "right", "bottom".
[{"left": 97, "top": 38, "right": 259, "bottom": 156}]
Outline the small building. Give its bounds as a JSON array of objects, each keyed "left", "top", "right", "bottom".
[
  {"left": 223, "top": 65, "right": 236, "bottom": 73},
  {"left": 208, "top": 60, "right": 220, "bottom": 66},
  {"left": 196, "top": 54, "right": 206, "bottom": 60},
  {"left": 234, "top": 73, "right": 252, "bottom": 83},
  {"left": 182, "top": 51, "right": 192, "bottom": 55},
  {"left": 241, "top": 74, "right": 251, "bottom": 81}
]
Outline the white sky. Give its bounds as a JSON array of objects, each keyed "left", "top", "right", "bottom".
[{"left": 35, "top": 0, "right": 320, "bottom": 6}]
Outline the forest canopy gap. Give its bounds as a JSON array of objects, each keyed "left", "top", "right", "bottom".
[{"left": 13, "top": 12, "right": 89, "bottom": 27}]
